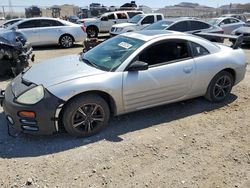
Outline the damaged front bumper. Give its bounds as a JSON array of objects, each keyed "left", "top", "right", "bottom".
[
  {"left": 1, "top": 75, "right": 64, "bottom": 135},
  {"left": 0, "top": 89, "right": 4, "bottom": 106}
]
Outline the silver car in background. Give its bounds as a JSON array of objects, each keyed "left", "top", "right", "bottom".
[
  {"left": 0, "top": 18, "right": 23, "bottom": 28},
  {"left": 1, "top": 30, "right": 247, "bottom": 137},
  {"left": 208, "top": 17, "right": 245, "bottom": 34},
  {"left": 5, "top": 17, "right": 87, "bottom": 48}
]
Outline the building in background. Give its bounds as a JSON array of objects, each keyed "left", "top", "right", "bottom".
[{"left": 156, "top": 3, "right": 217, "bottom": 18}]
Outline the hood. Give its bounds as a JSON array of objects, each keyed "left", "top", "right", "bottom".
[
  {"left": 83, "top": 18, "right": 99, "bottom": 22},
  {"left": 113, "top": 22, "right": 137, "bottom": 28},
  {"left": 234, "top": 26, "right": 250, "bottom": 34},
  {"left": 22, "top": 54, "right": 104, "bottom": 88}
]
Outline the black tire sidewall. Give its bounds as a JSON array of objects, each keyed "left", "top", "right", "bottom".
[
  {"left": 60, "top": 35, "right": 74, "bottom": 48},
  {"left": 87, "top": 27, "right": 98, "bottom": 38},
  {"left": 62, "top": 94, "right": 110, "bottom": 137},
  {"left": 206, "top": 71, "right": 234, "bottom": 102}
]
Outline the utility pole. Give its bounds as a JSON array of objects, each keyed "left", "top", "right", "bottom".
[
  {"left": 8, "top": 0, "right": 14, "bottom": 18},
  {"left": 2, "top": 6, "right": 6, "bottom": 18}
]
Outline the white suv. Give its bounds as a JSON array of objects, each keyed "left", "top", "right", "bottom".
[
  {"left": 78, "top": 11, "right": 143, "bottom": 37},
  {"left": 110, "top": 13, "right": 164, "bottom": 36}
]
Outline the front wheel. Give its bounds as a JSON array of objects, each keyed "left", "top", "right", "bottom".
[
  {"left": 205, "top": 71, "right": 234, "bottom": 102},
  {"left": 62, "top": 94, "right": 110, "bottom": 137}
]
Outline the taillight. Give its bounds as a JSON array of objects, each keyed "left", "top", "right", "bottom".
[{"left": 81, "top": 25, "right": 86, "bottom": 32}]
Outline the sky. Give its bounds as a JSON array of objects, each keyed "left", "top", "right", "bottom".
[{"left": 1, "top": 0, "right": 250, "bottom": 8}]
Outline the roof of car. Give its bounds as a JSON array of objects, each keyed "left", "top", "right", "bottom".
[
  {"left": 121, "top": 30, "right": 186, "bottom": 41},
  {"left": 218, "top": 17, "right": 241, "bottom": 20},
  {"left": 162, "top": 17, "right": 196, "bottom": 22},
  {"left": 19, "top": 17, "right": 61, "bottom": 21}
]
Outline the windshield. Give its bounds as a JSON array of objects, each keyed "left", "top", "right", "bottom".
[
  {"left": 144, "top": 20, "right": 174, "bottom": 30},
  {"left": 82, "top": 36, "right": 145, "bottom": 71},
  {"left": 0, "top": 36, "right": 12, "bottom": 45},
  {"left": 207, "top": 18, "right": 220, "bottom": 25},
  {"left": 129, "top": 14, "right": 144, "bottom": 24}
]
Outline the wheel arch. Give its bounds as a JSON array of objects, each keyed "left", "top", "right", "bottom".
[
  {"left": 219, "top": 68, "right": 236, "bottom": 84},
  {"left": 58, "top": 33, "right": 75, "bottom": 44},
  {"left": 59, "top": 90, "right": 117, "bottom": 124}
]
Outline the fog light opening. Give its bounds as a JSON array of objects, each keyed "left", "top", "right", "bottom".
[
  {"left": 6, "top": 116, "right": 14, "bottom": 125},
  {"left": 21, "top": 126, "right": 39, "bottom": 131},
  {"left": 18, "top": 111, "right": 36, "bottom": 118}
]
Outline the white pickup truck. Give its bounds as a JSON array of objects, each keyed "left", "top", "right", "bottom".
[
  {"left": 110, "top": 13, "right": 164, "bottom": 36},
  {"left": 78, "top": 10, "right": 143, "bottom": 37}
]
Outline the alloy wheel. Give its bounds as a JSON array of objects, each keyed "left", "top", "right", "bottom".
[
  {"left": 61, "top": 35, "right": 73, "bottom": 48},
  {"left": 71, "top": 103, "right": 105, "bottom": 133},
  {"left": 213, "top": 75, "right": 232, "bottom": 101}
]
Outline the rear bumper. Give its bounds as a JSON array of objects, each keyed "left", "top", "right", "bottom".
[
  {"left": 2, "top": 82, "right": 64, "bottom": 135},
  {"left": 235, "top": 65, "right": 247, "bottom": 85}
]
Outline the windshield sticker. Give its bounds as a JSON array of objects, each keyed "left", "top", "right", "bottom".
[{"left": 118, "top": 42, "right": 132, "bottom": 49}]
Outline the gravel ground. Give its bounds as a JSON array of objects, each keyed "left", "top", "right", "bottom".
[{"left": 0, "top": 42, "right": 250, "bottom": 188}]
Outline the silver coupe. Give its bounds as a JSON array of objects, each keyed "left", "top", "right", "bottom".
[{"left": 1, "top": 30, "right": 247, "bottom": 137}]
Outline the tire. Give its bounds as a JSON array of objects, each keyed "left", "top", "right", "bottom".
[
  {"left": 87, "top": 26, "right": 98, "bottom": 38},
  {"left": 205, "top": 71, "right": 234, "bottom": 102},
  {"left": 62, "top": 94, "right": 110, "bottom": 137},
  {"left": 59, "top": 35, "right": 74, "bottom": 48}
]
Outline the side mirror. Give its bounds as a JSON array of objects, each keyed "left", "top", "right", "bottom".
[{"left": 127, "top": 61, "right": 148, "bottom": 71}]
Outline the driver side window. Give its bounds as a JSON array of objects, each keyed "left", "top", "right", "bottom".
[
  {"left": 108, "top": 14, "right": 115, "bottom": 20},
  {"left": 141, "top": 16, "right": 154, "bottom": 25},
  {"left": 138, "top": 40, "right": 191, "bottom": 66}
]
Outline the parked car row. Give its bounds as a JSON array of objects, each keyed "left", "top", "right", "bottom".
[
  {"left": 110, "top": 13, "right": 164, "bottom": 36},
  {"left": 0, "top": 17, "right": 87, "bottom": 48},
  {"left": 79, "top": 10, "right": 143, "bottom": 38},
  {"left": 1, "top": 12, "right": 249, "bottom": 49}
]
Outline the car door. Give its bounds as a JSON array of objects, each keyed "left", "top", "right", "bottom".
[
  {"left": 34, "top": 19, "right": 64, "bottom": 45},
  {"left": 16, "top": 20, "right": 40, "bottom": 45},
  {"left": 122, "top": 39, "right": 195, "bottom": 112},
  {"left": 219, "top": 18, "right": 241, "bottom": 34},
  {"left": 100, "top": 13, "right": 117, "bottom": 32}
]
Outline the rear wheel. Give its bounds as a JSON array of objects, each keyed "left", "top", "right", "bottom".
[
  {"left": 62, "top": 94, "right": 110, "bottom": 137},
  {"left": 87, "top": 26, "right": 98, "bottom": 38},
  {"left": 205, "top": 71, "right": 234, "bottom": 102},
  {"left": 59, "top": 35, "right": 74, "bottom": 48}
]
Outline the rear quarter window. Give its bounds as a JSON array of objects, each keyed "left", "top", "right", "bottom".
[
  {"left": 168, "top": 21, "right": 189, "bottom": 32},
  {"left": 190, "top": 21, "right": 210, "bottom": 30},
  {"left": 190, "top": 42, "right": 210, "bottom": 57}
]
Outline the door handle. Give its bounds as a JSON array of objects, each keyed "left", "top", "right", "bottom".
[
  {"left": 183, "top": 66, "right": 193, "bottom": 74},
  {"left": 114, "top": 21, "right": 117, "bottom": 24}
]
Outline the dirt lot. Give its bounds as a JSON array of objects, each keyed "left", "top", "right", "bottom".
[{"left": 0, "top": 43, "right": 250, "bottom": 188}]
